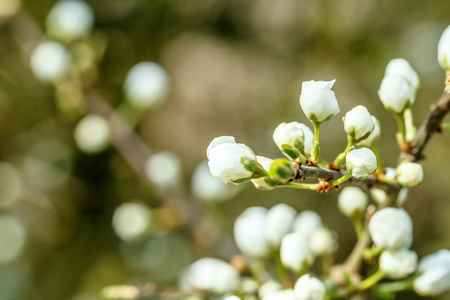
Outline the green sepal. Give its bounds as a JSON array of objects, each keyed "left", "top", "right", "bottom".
[
  {"left": 307, "top": 112, "right": 318, "bottom": 123},
  {"left": 240, "top": 156, "right": 257, "bottom": 173},
  {"left": 281, "top": 144, "right": 301, "bottom": 159},
  {"left": 293, "top": 138, "right": 305, "bottom": 153},
  {"left": 231, "top": 177, "right": 252, "bottom": 184},
  {"left": 269, "top": 159, "right": 295, "bottom": 181},
  {"left": 354, "top": 129, "right": 373, "bottom": 143},
  {"left": 253, "top": 177, "right": 279, "bottom": 190}
]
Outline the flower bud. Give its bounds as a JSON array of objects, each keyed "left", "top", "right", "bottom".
[
  {"left": 299, "top": 80, "right": 340, "bottom": 123},
  {"left": 378, "top": 75, "right": 415, "bottom": 113},
  {"left": 30, "top": 41, "right": 70, "bottom": 83},
  {"left": 294, "top": 274, "right": 326, "bottom": 300},
  {"left": 123, "top": 62, "right": 170, "bottom": 109},
  {"left": 207, "top": 136, "right": 256, "bottom": 184},
  {"left": 368, "top": 208, "right": 413, "bottom": 251},
  {"left": 251, "top": 156, "right": 275, "bottom": 190},
  {"left": 308, "top": 228, "right": 338, "bottom": 256},
  {"left": 46, "top": 0, "right": 94, "bottom": 41},
  {"left": 343, "top": 105, "right": 374, "bottom": 141},
  {"left": 385, "top": 58, "right": 420, "bottom": 92},
  {"left": 145, "top": 151, "right": 182, "bottom": 190},
  {"left": 413, "top": 249, "right": 450, "bottom": 296},
  {"left": 357, "top": 116, "right": 381, "bottom": 148},
  {"left": 184, "top": 258, "right": 239, "bottom": 294},
  {"left": 273, "top": 122, "right": 314, "bottom": 155},
  {"left": 293, "top": 211, "right": 323, "bottom": 237},
  {"left": 396, "top": 162, "right": 423, "bottom": 187},
  {"left": 346, "top": 148, "right": 377, "bottom": 179},
  {"left": 438, "top": 25, "right": 450, "bottom": 71},
  {"left": 233, "top": 207, "right": 270, "bottom": 258},
  {"left": 280, "top": 232, "right": 314, "bottom": 273},
  {"left": 379, "top": 249, "right": 418, "bottom": 279},
  {"left": 338, "top": 187, "right": 368, "bottom": 218},
  {"left": 370, "top": 188, "right": 389, "bottom": 206},
  {"left": 262, "top": 289, "right": 296, "bottom": 300},
  {"left": 265, "top": 204, "right": 297, "bottom": 248},
  {"left": 74, "top": 114, "right": 111, "bottom": 154}
]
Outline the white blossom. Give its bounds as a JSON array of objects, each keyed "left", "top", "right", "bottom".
[
  {"left": 385, "top": 58, "right": 420, "bottom": 92},
  {"left": 294, "top": 274, "right": 326, "bottom": 300},
  {"left": 273, "top": 122, "right": 314, "bottom": 154},
  {"left": 280, "top": 232, "right": 314, "bottom": 273},
  {"left": 46, "top": 0, "right": 94, "bottom": 41},
  {"left": 368, "top": 208, "right": 413, "bottom": 251},
  {"left": 207, "top": 136, "right": 256, "bottom": 184},
  {"left": 378, "top": 75, "right": 415, "bottom": 113},
  {"left": 413, "top": 249, "right": 450, "bottom": 296},
  {"left": 357, "top": 116, "right": 381, "bottom": 148},
  {"left": 346, "top": 148, "right": 377, "bottom": 179},
  {"left": 233, "top": 207, "right": 270, "bottom": 258},
  {"left": 74, "top": 114, "right": 111, "bottom": 154},
  {"left": 145, "top": 151, "right": 182, "bottom": 190},
  {"left": 379, "top": 249, "right": 418, "bottom": 279},
  {"left": 30, "top": 41, "right": 70, "bottom": 82},
  {"left": 438, "top": 25, "right": 450, "bottom": 71},
  {"left": 343, "top": 105, "right": 374, "bottom": 141},
  {"left": 299, "top": 80, "right": 340, "bottom": 123},
  {"left": 396, "top": 162, "right": 423, "bottom": 187},
  {"left": 265, "top": 204, "right": 297, "bottom": 248},
  {"left": 123, "top": 62, "right": 170, "bottom": 109},
  {"left": 258, "top": 281, "right": 283, "bottom": 298},
  {"left": 262, "top": 289, "right": 296, "bottom": 300},
  {"left": 308, "top": 228, "right": 338, "bottom": 256},
  {"left": 293, "top": 211, "right": 323, "bottom": 237},
  {"left": 338, "top": 186, "right": 368, "bottom": 218},
  {"left": 251, "top": 156, "right": 274, "bottom": 190},
  {"left": 184, "top": 258, "right": 239, "bottom": 294}
]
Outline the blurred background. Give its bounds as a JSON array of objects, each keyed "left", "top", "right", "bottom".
[{"left": 0, "top": 0, "right": 449, "bottom": 299}]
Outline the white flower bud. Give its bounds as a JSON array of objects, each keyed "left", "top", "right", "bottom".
[
  {"left": 207, "top": 136, "right": 256, "bottom": 184},
  {"left": 251, "top": 156, "right": 274, "bottom": 190},
  {"left": 338, "top": 186, "right": 368, "bottom": 218},
  {"left": 191, "top": 161, "right": 240, "bottom": 202},
  {"left": 234, "top": 207, "right": 270, "bottom": 258},
  {"left": 378, "top": 75, "right": 415, "bottom": 113},
  {"left": 30, "top": 41, "right": 70, "bottom": 82},
  {"left": 74, "top": 114, "right": 111, "bottom": 154},
  {"left": 385, "top": 58, "right": 420, "bottom": 92},
  {"left": 379, "top": 249, "right": 418, "bottom": 279},
  {"left": 185, "top": 258, "right": 239, "bottom": 294},
  {"left": 112, "top": 202, "right": 152, "bottom": 241},
  {"left": 396, "top": 162, "right": 423, "bottom": 187},
  {"left": 299, "top": 80, "right": 340, "bottom": 123},
  {"left": 293, "top": 211, "right": 323, "bottom": 237},
  {"left": 357, "top": 116, "right": 381, "bottom": 148},
  {"left": 273, "top": 122, "right": 314, "bottom": 155},
  {"left": 145, "top": 151, "right": 182, "bottom": 190},
  {"left": 308, "top": 228, "right": 338, "bottom": 256},
  {"left": 370, "top": 188, "right": 389, "bottom": 206},
  {"left": 343, "top": 105, "right": 374, "bottom": 141},
  {"left": 258, "top": 280, "right": 282, "bottom": 298},
  {"left": 294, "top": 274, "right": 326, "bottom": 300},
  {"left": 369, "top": 208, "right": 413, "bottom": 251},
  {"left": 46, "top": 0, "right": 94, "bottom": 41},
  {"left": 262, "top": 289, "right": 296, "bottom": 300},
  {"left": 280, "top": 232, "right": 314, "bottom": 273},
  {"left": 438, "top": 25, "right": 450, "bottom": 71},
  {"left": 346, "top": 148, "right": 377, "bottom": 179},
  {"left": 123, "top": 62, "right": 170, "bottom": 109},
  {"left": 413, "top": 249, "right": 450, "bottom": 296},
  {"left": 265, "top": 204, "right": 297, "bottom": 248}
]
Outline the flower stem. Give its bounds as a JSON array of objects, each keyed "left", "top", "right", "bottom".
[
  {"left": 351, "top": 214, "right": 364, "bottom": 238},
  {"left": 311, "top": 122, "right": 322, "bottom": 165},
  {"left": 394, "top": 113, "right": 407, "bottom": 150},
  {"left": 330, "top": 172, "right": 352, "bottom": 186},
  {"left": 374, "top": 279, "right": 413, "bottom": 294},
  {"left": 334, "top": 135, "right": 355, "bottom": 169},
  {"left": 403, "top": 107, "right": 416, "bottom": 142},
  {"left": 360, "top": 269, "right": 385, "bottom": 291},
  {"left": 442, "top": 122, "right": 450, "bottom": 132},
  {"left": 283, "top": 182, "right": 319, "bottom": 190}
]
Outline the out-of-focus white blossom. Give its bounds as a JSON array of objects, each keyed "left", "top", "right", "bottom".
[
  {"left": 184, "top": 258, "right": 239, "bottom": 294},
  {"left": 338, "top": 186, "right": 368, "bottom": 218},
  {"left": 273, "top": 122, "right": 314, "bottom": 154},
  {"left": 413, "top": 249, "right": 450, "bottom": 296},
  {"left": 123, "top": 62, "right": 170, "bottom": 109},
  {"left": 0, "top": 163, "right": 22, "bottom": 208},
  {"left": 385, "top": 58, "right": 420, "bottom": 92},
  {"left": 46, "top": 0, "right": 94, "bottom": 41},
  {"left": 262, "top": 289, "right": 296, "bottom": 300},
  {"left": 299, "top": 80, "right": 340, "bottom": 123},
  {"left": 207, "top": 136, "right": 256, "bottom": 184},
  {"left": 294, "top": 274, "right": 326, "bottom": 300},
  {"left": 396, "top": 162, "right": 423, "bottom": 187},
  {"left": 258, "top": 281, "right": 283, "bottom": 298},
  {"left": 343, "top": 105, "right": 374, "bottom": 141},
  {"left": 396, "top": 187, "right": 409, "bottom": 206},
  {"left": 308, "top": 228, "right": 338, "bottom": 256},
  {"left": 74, "top": 114, "right": 111, "bottom": 154},
  {"left": 112, "top": 202, "right": 152, "bottom": 241},
  {"left": 280, "top": 232, "right": 314, "bottom": 273},
  {"left": 145, "top": 151, "right": 182, "bottom": 190},
  {"left": 293, "top": 211, "right": 323, "bottom": 237},
  {"left": 265, "top": 204, "right": 296, "bottom": 248},
  {"left": 224, "top": 296, "right": 241, "bottom": 300},
  {"left": 346, "top": 148, "right": 377, "bottom": 179},
  {"left": 369, "top": 208, "right": 413, "bottom": 251},
  {"left": 30, "top": 41, "right": 70, "bottom": 82},
  {"left": 0, "top": 0, "right": 21, "bottom": 17},
  {"left": 233, "top": 207, "right": 270, "bottom": 258},
  {"left": 357, "top": 116, "right": 381, "bottom": 148},
  {"left": 438, "top": 25, "right": 450, "bottom": 71},
  {"left": 0, "top": 215, "right": 26, "bottom": 264},
  {"left": 251, "top": 156, "right": 274, "bottom": 190},
  {"left": 379, "top": 249, "right": 418, "bottom": 279},
  {"left": 370, "top": 188, "right": 389, "bottom": 206},
  {"left": 378, "top": 75, "right": 415, "bottom": 113}
]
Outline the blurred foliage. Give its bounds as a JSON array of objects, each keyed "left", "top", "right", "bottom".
[{"left": 0, "top": 0, "right": 449, "bottom": 299}]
